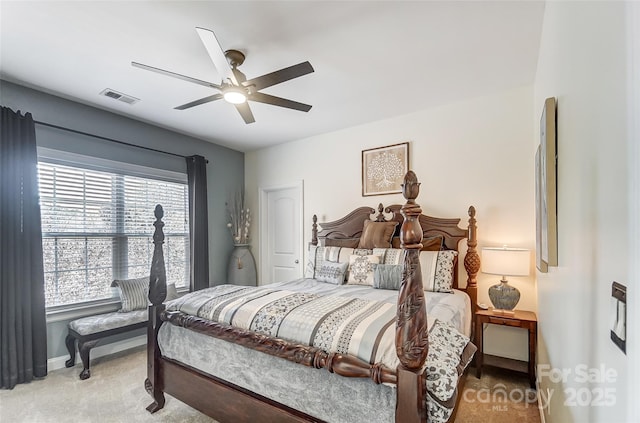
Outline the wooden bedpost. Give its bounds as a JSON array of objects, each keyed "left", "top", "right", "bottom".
[
  {"left": 145, "top": 205, "right": 167, "bottom": 413},
  {"left": 463, "top": 206, "right": 480, "bottom": 319},
  {"left": 311, "top": 214, "right": 318, "bottom": 246},
  {"left": 395, "top": 171, "right": 428, "bottom": 423}
]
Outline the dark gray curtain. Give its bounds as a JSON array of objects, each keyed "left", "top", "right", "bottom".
[
  {"left": 186, "top": 155, "right": 209, "bottom": 291},
  {"left": 0, "top": 107, "right": 47, "bottom": 389}
]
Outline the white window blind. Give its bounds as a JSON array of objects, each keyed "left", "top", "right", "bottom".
[{"left": 38, "top": 160, "right": 189, "bottom": 307}]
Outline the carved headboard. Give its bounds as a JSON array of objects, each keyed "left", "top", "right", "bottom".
[{"left": 310, "top": 203, "right": 479, "bottom": 307}]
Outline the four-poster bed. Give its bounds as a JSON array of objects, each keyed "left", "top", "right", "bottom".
[{"left": 144, "top": 170, "right": 480, "bottom": 422}]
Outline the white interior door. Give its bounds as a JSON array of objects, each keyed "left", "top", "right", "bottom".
[{"left": 259, "top": 182, "right": 303, "bottom": 285}]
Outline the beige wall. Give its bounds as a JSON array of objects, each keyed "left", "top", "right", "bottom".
[
  {"left": 627, "top": 3, "right": 640, "bottom": 421},
  {"left": 534, "top": 1, "right": 628, "bottom": 422},
  {"left": 246, "top": 86, "right": 537, "bottom": 360}
]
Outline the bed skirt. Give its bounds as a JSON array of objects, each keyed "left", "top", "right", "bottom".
[{"left": 158, "top": 323, "right": 397, "bottom": 423}]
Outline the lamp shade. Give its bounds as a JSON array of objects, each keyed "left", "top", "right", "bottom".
[
  {"left": 223, "top": 86, "right": 247, "bottom": 104},
  {"left": 482, "top": 247, "right": 530, "bottom": 276}
]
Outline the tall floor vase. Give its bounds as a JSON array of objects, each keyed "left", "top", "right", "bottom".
[{"left": 227, "top": 244, "right": 257, "bottom": 286}]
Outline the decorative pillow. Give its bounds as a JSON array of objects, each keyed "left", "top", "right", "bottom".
[
  {"left": 391, "top": 235, "right": 443, "bottom": 251},
  {"left": 315, "top": 261, "right": 349, "bottom": 285},
  {"left": 372, "top": 248, "right": 387, "bottom": 263},
  {"left": 419, "top": 250, "right": 457, "bottom": 293},
  {"left": 323, "top": 237, "right": 360, "bottom": 248},
  {"left": 353, "top": 248, "right": 373, "bottom": 256},
  {"left": 347, "top": 254, "right": 381, "bottom": 285},
  {"left": 166, "top": 283, "right": 179, "bottom": 301},
  {"left": 373, "top": 248, "right": 404, "bottom": 265},
  {"left": 323, "top": 247, "right": 354, "bottom": 282},
  {"left": 323, "top": 246, "right": 354, "bottom": 263},
  {"left": 324, "top": 247, "right": 342, "bottom": 263},
  {"left": 111, "top": 276, "right": 149, "bottom": 312},
  {"left": 422, "top": 236, "right": 444, "bottom": 251},
  {"left": 425, "top": 320, "right": 472, "bottom": 404},
  {"left": 457, "top": 342, "right": 478, "bottom": 376},
  {"left": 357, "top": 220, "right": 398, "bottom": 249},
  {"left": 373, "top": 264, "right": 404, "bottom": 290},
  {"left": 305, "top": 245, "right": 321, "bottom": 278},
  {"left": 424, "top": 359, "right": 459, "bottom": 403}
]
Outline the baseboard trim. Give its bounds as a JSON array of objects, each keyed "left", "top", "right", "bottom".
[{"left": 48, "top": 335, "right": 146, "bottom": 371}]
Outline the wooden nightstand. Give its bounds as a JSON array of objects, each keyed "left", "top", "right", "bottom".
[{"left": 475, "top": 309, "right": 537, "bottom": 388}]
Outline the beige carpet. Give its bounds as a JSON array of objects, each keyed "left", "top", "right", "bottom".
[
  {"left": 0, "top": 347, "right": 540, "bottom": 422},
  {"left": 0, "top": 347, "right": 215, "bottom": 423},
  {"left": 456, "top": 367, "right": 541, "bottom": 423}
]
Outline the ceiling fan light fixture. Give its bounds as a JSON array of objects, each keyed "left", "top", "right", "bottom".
[
  {"left": 222, "top": 86, "right": 247, "bottom": 104},
  {"left": 134, "top": 28, "right": 313, "bottom": 124}
]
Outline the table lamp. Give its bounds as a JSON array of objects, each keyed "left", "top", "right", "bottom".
[{"left": 482, "top": 247, "right": 530, "bottom": 315}]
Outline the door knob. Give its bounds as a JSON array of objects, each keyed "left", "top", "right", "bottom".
[{"left": 295, "top": 259, "right": 299, "bottom": 264}]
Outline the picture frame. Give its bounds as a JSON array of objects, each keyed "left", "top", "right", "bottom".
[
  {"left": 536, "top": 97, "right": 558, "bottom": 271},
  {"left": 361, "top": 142, "right": 409, "bottom": 196},
  {"left": 535, "top": 145, "right": 548, "bottom": 273}
]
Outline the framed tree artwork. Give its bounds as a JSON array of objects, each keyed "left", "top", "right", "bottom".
[
  {"left": 536, "top": 97, "right": 558, "bottom": 271},
  {"left": 362, "top": 142, "right": 409, "bottom": 196}
]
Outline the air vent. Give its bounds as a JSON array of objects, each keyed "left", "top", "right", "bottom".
[{"left": 99, "top": 88, "right": 139, "bottom": 105}]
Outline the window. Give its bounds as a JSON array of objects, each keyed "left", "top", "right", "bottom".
[{"left": 38, "top": 154, "right": 189, "bottom": 308}]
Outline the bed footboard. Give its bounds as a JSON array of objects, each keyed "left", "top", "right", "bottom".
[{"left": 162, "top": 310, "right": 397, "bottom": 385}]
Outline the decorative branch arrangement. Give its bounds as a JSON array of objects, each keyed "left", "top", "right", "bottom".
[{"left": 226, "top": 190, "right": 251, "bottom": 245}]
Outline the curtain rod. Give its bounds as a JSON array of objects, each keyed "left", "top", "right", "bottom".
[{"left": 34, "top": 120, "right": 200, "bottom": 161}]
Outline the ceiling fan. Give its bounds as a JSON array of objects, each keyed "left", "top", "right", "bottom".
[{"left": 132, "top": 27, "right": 314, "bottom": 124}]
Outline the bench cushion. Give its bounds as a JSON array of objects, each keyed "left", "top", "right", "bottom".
[{"left": 69, "top": 309, "right": 147, "bottom": 336}]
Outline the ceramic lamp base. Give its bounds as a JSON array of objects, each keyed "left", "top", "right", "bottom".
[{"left": 488, "top": 280, "right": 520, "bottom": 311}]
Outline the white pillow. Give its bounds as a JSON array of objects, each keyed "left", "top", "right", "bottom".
[
  {"left": 323, "top": 246, "right": 354, "bottom": 264},
  {"left": 347, "top": 254, "right": 381, "bottom": 286}
]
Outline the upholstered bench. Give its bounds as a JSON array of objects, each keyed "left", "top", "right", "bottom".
[
  {"left": 65, "top": 309, "right": 147, "bottom": 380},
  {"left": 65, "top": 276, "right": 177, "bottom": 380}
]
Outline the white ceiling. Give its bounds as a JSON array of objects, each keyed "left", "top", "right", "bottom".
[{"left": 0, "top": 1, "right": 545, "bottom": 152}]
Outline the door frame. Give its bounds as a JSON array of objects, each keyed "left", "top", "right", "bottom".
[{"left": 258, "top": 180, "right": 304, "bottom": 285}]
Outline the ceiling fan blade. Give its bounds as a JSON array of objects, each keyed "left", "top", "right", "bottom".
[
  {"left": 244, "top": 62, "right": 314, "bottom": 91},
  {"left": 174, "top": 93, "right": 224, "bottom": 110},
  {"left": 249, "top": 92, "right": 312, "bottom": 112},
  {"left": 234, "top": 102, "right": 255, "bottom": 124},
  {"left": 195, "top": 27, "right": 238, "bottom": 85},
  {"left": 131, "top": 62, "right": 221, "bottom": 90}
]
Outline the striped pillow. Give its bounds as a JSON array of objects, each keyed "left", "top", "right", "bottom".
[
  {"left": 112, "top": 277, "right": 149, "bottom": 312},
  {"left": 419, "top": 251, "right": 457, "bottom": 293}
]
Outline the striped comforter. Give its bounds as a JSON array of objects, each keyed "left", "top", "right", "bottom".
[
  {"left": 167, "top": 284, "right": 399, "bottom": 368},
  {"left": 166, "top": 284, "right": 470, "bottom": 376},
  {"left": 164, "top": 282, "right": 475, "bottom": 423}
]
